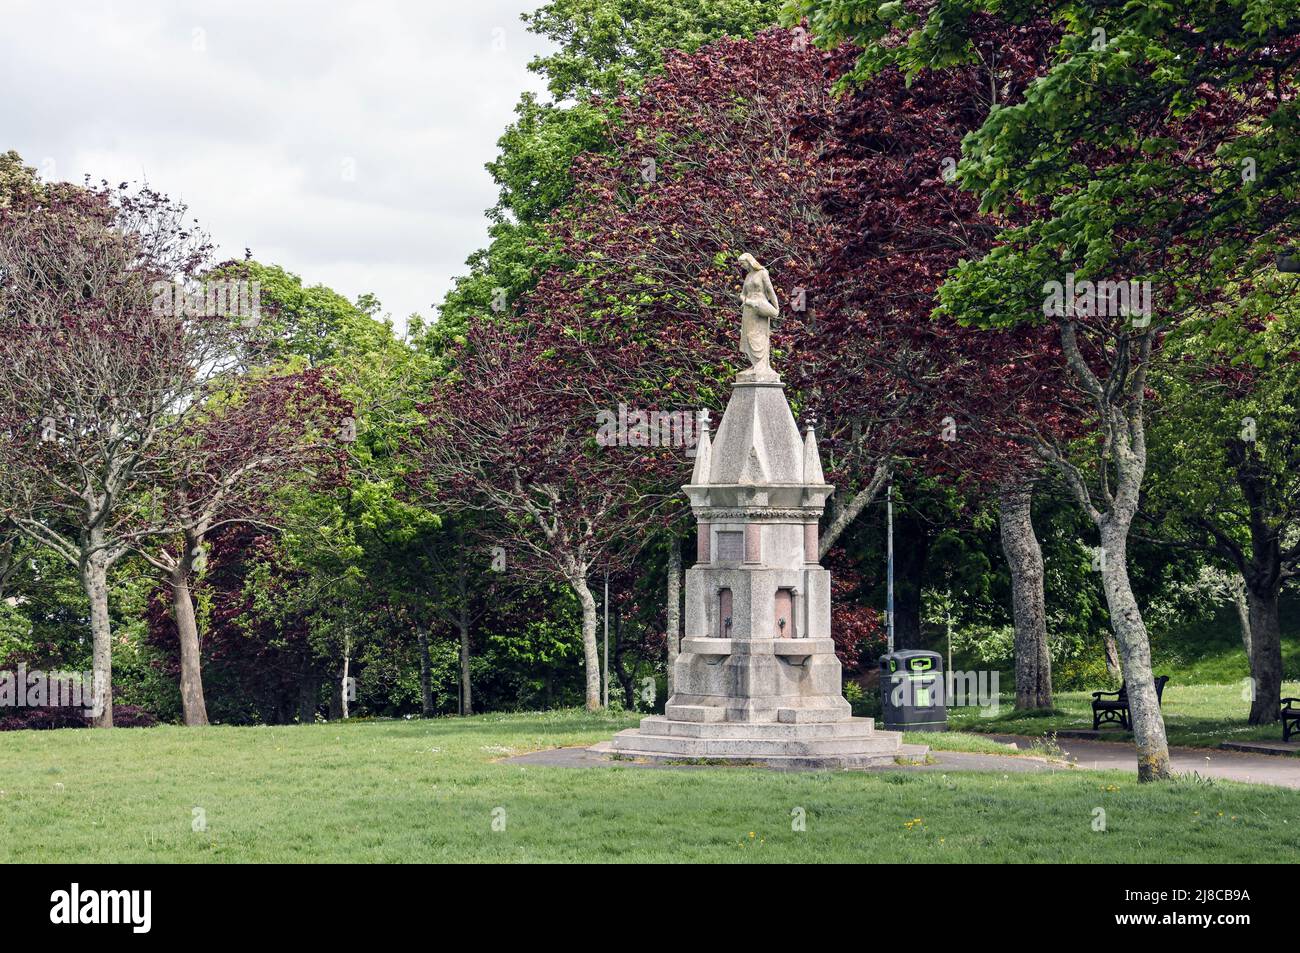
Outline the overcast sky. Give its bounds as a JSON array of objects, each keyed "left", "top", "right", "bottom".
[{"left": 0, "top": 0, "right": 554, "bottom": 334}]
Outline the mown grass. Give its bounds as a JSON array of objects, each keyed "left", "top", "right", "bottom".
[
  {"left": 907, "top": 730, "right": 1027, "bottom": 755},
  {"left": 948, "top": 680, "right": 1300, "bottom": 749},
  {"left": 0, "top": 710, "right": 1295, "bottom": 863}
]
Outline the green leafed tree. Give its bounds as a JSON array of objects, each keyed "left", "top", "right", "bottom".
[
  {"left": 790, "top": 0, "right": 1300, "bottom": 779},
  {"left": 1144, "top": 304, "right": 1300, "bottom": 724}
]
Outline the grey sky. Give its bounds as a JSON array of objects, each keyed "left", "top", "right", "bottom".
[{"left": 0, "top": 0, "right": 553, "bottom": 333}]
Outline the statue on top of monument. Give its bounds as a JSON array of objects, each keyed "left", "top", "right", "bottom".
[{"left": 737, "top": 253, "right": 779, "bottom": 375}]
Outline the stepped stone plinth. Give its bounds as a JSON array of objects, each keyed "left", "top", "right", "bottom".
[{"left": 593, "top": 258, "right": 920, "bottom": 768}]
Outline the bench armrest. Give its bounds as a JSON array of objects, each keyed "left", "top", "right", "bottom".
[
  {"left": 1281, "top": 698, "right": 1300, "bottom": 709},
  {"left": 1092, "top": 689, "right": 1122, "bottom": 699}
]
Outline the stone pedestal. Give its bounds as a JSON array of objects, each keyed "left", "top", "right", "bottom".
[{"left": 595, "top": 370, "right": 917, "bottom": 768}]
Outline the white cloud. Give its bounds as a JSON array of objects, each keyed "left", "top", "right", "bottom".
[{"left": 0, "top": 0, "right": 554, "bottom": 333}]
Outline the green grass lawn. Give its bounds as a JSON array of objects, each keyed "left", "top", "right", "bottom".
[
  {"left": 948, "top": 680, "right": 1300, "bottom": 749},
  {"left": 1148, "top": 598, "right": 1300, "bottom": 686},
  {"left": 1, "top": 710, "right": 1295, "bottom": 863}
]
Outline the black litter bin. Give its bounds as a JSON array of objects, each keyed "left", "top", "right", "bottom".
[{"left": 879, "top": 650, "right": 947, "bottom": 732}]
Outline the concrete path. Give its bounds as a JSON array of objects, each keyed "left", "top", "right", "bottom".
[
  {"left": 1219, "top": 739, "right": 1300, "bottom": 756},
  {"left": 507, "top": 738, "right": 1300, "bottom": 789},
  {"left": 990, "top": 734, "right": 1300, "bottom": 790}
]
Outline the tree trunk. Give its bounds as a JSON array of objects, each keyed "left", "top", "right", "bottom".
[
  {"left": 998, "top": 485, "right": 1052, "bottom": 710},
  {"left": 1103, "top": 633, "right": 1121, "bottom": 676},
  {"left": 340, "top": 645, "right": 350, "bottom": 720},
  {"left": 1098, "top": 516, "right": 1171, "bottom": 781},
  {"left": 1051, "top": 316, "right": 1168, "bottom": 778},
  {"left": 1227, "top": 435, "right": 1284, "bottom": 723},
  {"left": 569, "top": 571, "right": 602, "bottom": 711},
  {"left": 1244, "top": 579, "right": 1282, "bottom": 724},
  {"left": 458, "top": 601, "right": 473, "bottom": 717},
  {"left": 170, "top": 562, "right": 210, "bottom": 726},
  {"left": 298, "top": 657, "right": 318, "bottom": 723},
  {"left": 329, "top": 674, "right": 343, "bottom": 720},
  {"left": 665, "top": 541, "right": 681, "bottom": 697},
  {"left": 613, "top": 611, "right": 637, "bottom": 709},
  {"left": 416, "top": 627, "right": 435, "bottom": 717},
  {"left": 0, "top": 534, "right": 17, "bottom": 602},
  {"left": 80, "top": 548, "right": 113, "bottom": 728},
  {"left": 819, "top": 462, "right": 889, "bottom": 559}
]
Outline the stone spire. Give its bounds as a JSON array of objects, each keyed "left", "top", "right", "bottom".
[
  {"left": 690, "top": 409, "right": 712, "bottom": 486},
  {"left": 705, "top": 381, "right": 804, "bottom": 486},
  {"left": 802, "top": 418, "right": 826, "bottom": 486}
]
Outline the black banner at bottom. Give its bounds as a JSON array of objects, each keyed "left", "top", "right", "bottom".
[{"left": 0, "top": 863, "right": 1284, "bottom": 939}]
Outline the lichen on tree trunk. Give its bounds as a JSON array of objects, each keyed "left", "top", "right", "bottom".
[
  {"left": 1099, "top": 518, "right": 1172, "bottom": 782},
  {"left": 569, "top": 570, "right": 602, "bottom": 711},
  {"left": 458, "top": 601, "right": 474, "bottom": 717},
  {"left": 1103, "top": 633, "right": 1121, "bottom": 677},
  {"left": 82, "top": 553, "right": 114, "bottom": 729},
  {"left": 998, "top": 484, "right": 1052, "bottom": 710},
  {"left": 170, "top": 564, "right": 210, "bottom": 726},
  {"left": 665, "top": 541, "right": 681, "bottom": 697}
]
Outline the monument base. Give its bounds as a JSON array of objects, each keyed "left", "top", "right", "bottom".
[{"left": 592, "top": 714, "right": 924, "bottom": 769}]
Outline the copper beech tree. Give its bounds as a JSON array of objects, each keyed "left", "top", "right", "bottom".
[
  {"left": 537, "top": 29, "right": 907, "bottom": 558},
  {"left": 411, "top": 321, "right": 678, "bottom": 711},
  {"left": 507, "top": 29, "right": 912, "bottom": 687},
  {"left": 417, "top": 30, "right": 849, "bottom": 706},
  {"left": 793, "top": 19, "right": 1069, "bottom": 710},
  {"left": 543, "top": 24, "right": 1072, "bottom": 686},
  {"left": 425, "top": 27, "right": 1075, "bottom": 696}
]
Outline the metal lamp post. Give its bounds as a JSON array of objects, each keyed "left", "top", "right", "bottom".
[
  {"left": 886, "top": 478, "right": 895, "bottom": 654},
  {"left": 602, "top": 567, "right": 609, "bottom": 709}
]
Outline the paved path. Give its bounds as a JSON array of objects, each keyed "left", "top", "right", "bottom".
[
  {"left": 990, "top": 734, "right": 1300, "bottom": 790},
  {"left": 507, "top": 738, "right": 1300, "bottom": 789}
]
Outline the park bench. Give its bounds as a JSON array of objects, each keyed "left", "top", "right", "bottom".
[
  {"left": 1282, "top": 698, "right": 1300, "bottom": 742},
  {"left": 1092, "top": 675, "right": 1169, "bottom": 731}
]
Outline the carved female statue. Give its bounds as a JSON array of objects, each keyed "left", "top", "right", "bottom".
[{"left": 737, "top": 253, "right": 779, "bottom": 374}]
